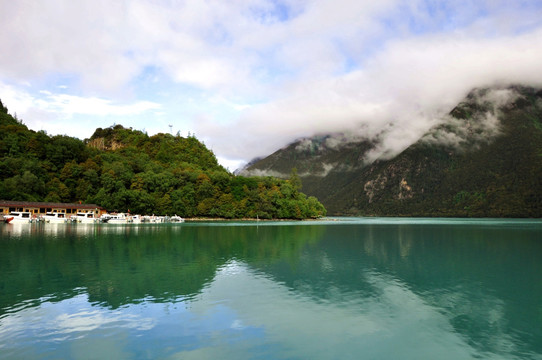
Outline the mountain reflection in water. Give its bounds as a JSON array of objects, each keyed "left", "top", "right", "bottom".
[{"left": 0, "top": 219, "right": 541, "bottom": 359}]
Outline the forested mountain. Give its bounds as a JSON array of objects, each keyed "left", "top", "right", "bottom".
[
  {"left": 243, "top": 86, "right": 542, "bottom": 217},
  {"left": 0, "top": 101, "right": 325, "bottom": 219}
]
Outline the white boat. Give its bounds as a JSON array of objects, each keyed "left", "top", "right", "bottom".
[
  {"left": 147, "top": 215, "right": 166, "bottom": 223},
  {"left": 106, "top": 213, "right": 128, "bottom": 224},
  {"left": 8, "top": 211, "right": 33, "bottom": 223},
  {"left": 43, "top": 212, "right": 68, "bottom": 223},
  {"left": 74, "top": 212, "right": 97, "bottom": 224},
  {"left": 170, "top": 215, "right": 185, "bottom": 223},
  {"left": 130, "top": 215, "right": 143, "bottom": 224},
  {"left": 146, "top": 215, "right": 158, "bottom": 223}
]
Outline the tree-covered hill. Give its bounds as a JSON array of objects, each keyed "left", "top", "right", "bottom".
[
  {"left": 243, "top": 86, "right": 542, "bottom": 217},
  {"left": 0, "top": 102, "right": 325, "bottom": 219}
]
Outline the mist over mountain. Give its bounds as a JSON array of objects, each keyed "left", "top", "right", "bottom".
[{"left": 242, "top": 85, "right": 542, "bottom": 217}]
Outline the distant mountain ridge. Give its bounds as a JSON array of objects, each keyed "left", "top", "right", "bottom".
[{"left": 242, "top": 85, "right": 542, "bottom": 217}]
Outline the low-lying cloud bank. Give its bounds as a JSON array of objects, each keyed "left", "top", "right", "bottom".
[
  {"left": 240, "top": 85, "right": 529, "bottom": 180},
  {"left": 199, "top": 27, "right": 542, "bottom": 168}
]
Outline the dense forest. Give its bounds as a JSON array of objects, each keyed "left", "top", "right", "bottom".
[{"left": 0, "top": 99, "right": 326, "bottom": 219}]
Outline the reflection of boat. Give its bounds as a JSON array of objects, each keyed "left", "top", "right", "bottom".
[
  {"left": 43, "top": 212, "right": 68, "bottom": 223},
  {"left": 74, "top": 212, "right": 97, "bottom": 224},
  {"left": 1, "top": 215, "right": 14, "bottom": 224},
  {"left": 8, "top": 211, "right": 33, "bottom": 223}
]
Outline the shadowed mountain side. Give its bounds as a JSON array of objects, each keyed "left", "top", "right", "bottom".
[{"left": 243, "top": 86, "right": 542, "bottom": 217}]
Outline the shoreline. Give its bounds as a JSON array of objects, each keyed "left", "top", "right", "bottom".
[{"left": 183, "top": 217, "right": 320, "bottom": 222}]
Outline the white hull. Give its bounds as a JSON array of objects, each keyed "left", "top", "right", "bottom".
[
  {"left": 79, "top": 218, "right": 96, "bottom": 224},
  {"left": 9, "top": 217, "right": 33, "bottom": 223},
  {"left": 108, "top": 219, "right": 127, "bottom": 224},
  {"left": 44, "top": 217, "right": 67, "bottom": 223},
  {"left": 107, "top": 213, "right": 128, "bottom": 224},
  {"left": 100, "top": 213, "right": 128, "bottom": 224}
]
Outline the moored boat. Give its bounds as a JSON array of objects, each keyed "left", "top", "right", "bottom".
[
  {"left": 43, "top": 212, "right": 68, "bottom": 223},
  {"left": 74, "top": 212, "right": 97, "bottom": 224},
  {"left": 8, "top": 211, "right": 33, "bottom": 223},
  {"left": 146, "top": 215, "right": 166, "bottom": 223},
  {"left": 106, "top": 213, "right": 128, "bottom": 224},
  {"left": 170, "top": 215, "right": 185, "bottom": 223},
  {"left": 130, "top": 214, "right": 143, "bottom": 224}
]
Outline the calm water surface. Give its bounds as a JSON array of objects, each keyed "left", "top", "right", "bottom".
[{"left": 1, "top": 218, "right": 541, "bottom": 359}]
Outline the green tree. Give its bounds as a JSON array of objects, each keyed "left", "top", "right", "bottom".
[{"left": 45, "top": 178, "right": 71, "bottom": 202}]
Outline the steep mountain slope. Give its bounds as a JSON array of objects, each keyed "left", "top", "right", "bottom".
[{"left": 243, "top": 86, "right": 542, "bottom": 217}]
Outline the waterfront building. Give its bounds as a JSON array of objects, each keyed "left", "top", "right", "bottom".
[{"left": 0, "top": 200, "right": 105, "bottom": 219}]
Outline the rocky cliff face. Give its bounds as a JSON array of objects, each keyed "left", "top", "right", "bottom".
[
  {"left": 242, "top": 86, "right": 542, "bottom": 217},
  {"left": 86, "top": 137, "right": 125, "bottom": 151}
]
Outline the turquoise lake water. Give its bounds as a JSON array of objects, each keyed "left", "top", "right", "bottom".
[{"left": 1, "top": 218, "right": 541, "bottom": 359}]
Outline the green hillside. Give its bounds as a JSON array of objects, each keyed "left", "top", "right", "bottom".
[
  {"left": 244, "top": 86, "right": 542, "bottom": 217},
  {"left": 0, "top": 102, "right": 325, "bottom": 219}
]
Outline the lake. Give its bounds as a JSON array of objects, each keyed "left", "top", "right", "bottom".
[{"left": 1, "top": 218, "right": 541, "bottom": 359}]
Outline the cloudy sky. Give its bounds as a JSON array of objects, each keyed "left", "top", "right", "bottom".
[{"left": 2, "top": 0, "right": 542, "bottom": 170}]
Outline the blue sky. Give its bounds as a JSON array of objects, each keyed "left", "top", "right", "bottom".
[{"left": 2, "top": 0, "right": 542, "bottom": 170}]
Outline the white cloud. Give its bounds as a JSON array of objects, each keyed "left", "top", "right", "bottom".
[
  {"left": 0, "top": 83, "right": 36, "bottom": 117},
  {"left": 216, "top": 156, "right": 246, "bottom": 172},
  {"left": 39, "top": 94, "right": 161, "bottom": 117},
  {"left": 0, "top": 81, "right": 161, "bottom": 138},
  {"left": 1, "top": 0, "right": 542, "bottom": 166},
  {"left": 199, "top": 26, "right": 542, "bottom": 163},
  {"left": 4, "top": 85, "right": 160, "bottom": 120}
]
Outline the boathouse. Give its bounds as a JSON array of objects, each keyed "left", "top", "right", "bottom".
[{"left": 0, "top": 200, "right": 105, "bottom": 217}]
